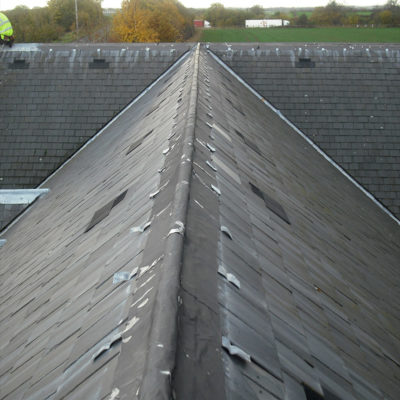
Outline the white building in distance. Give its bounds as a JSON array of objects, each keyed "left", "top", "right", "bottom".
[{"left": 245, "top": 19, "right": 290, "bottom": 28}]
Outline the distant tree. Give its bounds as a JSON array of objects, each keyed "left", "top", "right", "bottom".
[
  {"left": 383, "top": 0, "right": 400, "bottom": 25},
  {"left": 249, "top": 5, "right": 265, "bottom": 18},
  {"left": 112, "top": 0, "right": 193, "bottom": 42},
  {"left": 291, "top": 13, "right": 311, "bottom": 26},
  {"left": 7, "top": 5, "right": 63, "bottom": 42},
  {"left": 379, "top": 9, "right": 394, "bottom": 25},
  {"left": 204, "top": 3, "right": 269, "bottom": 27},
  {"left": 346, "top": 14, "right": 360, "bottom": 26},
  {"left": 370, "top": 0, "right": 400, "bottom": 25},
  {"left": 47, "top": 0, "right": 104, "bottom": 33},
  {"left": 310, "top": 1, "right": 346, "bottom": 26},
  {"left": 205, "top": 3, "right": 226, "bottom": 27}
]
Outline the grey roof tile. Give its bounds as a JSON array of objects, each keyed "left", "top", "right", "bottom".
[
  {"left": 0, "top": 45, "right": 399, "bottom": 400},
  {"left": 0, "top": 43, "right": 192, "bottom": 197},
  {"left": 209, "top": 43, "right": 400, "bottom": 217}
]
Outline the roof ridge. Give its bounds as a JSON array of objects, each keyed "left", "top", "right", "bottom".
[{"left": 138, "top": 43, "right": 200, "bottom": 398}]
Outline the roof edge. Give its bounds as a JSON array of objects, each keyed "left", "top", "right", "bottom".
[
  {"left": 139, "top": 44, "right": 200, "bottom": 399},
  {"left": 207, "top": 48, "right": 400, "bottom": 227}
]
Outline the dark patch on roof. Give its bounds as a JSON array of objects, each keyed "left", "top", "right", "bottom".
[
  {"left": 8, "top": 59, "right": 29, "bottom": 69},
  {"left": 85, "top": 190, "right": 128, "bottom": 232},
  {"left": 249, "top": 182, "right": 290, "bottom": 224},
  {"left": 296, "top": 57, "right": 316, "bottom": 68},
  {"left": 89, "top": 58, "right": 110, "bottom": 69}
]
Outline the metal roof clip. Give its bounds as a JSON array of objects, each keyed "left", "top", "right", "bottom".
[
  {"left": 222, "top": 336, "right": 251, "bottom": 363},
  {"left": 168, "top": 221, "right": 185, "bottom": 236},
  {"left": 220, "top": 225, "right": 232, "bottom": 239},
  {"left": 206, "top": 143, "right": 216, "bottom": 152},
  {"left": 211, "top": 184, "right": 221, "bottom": 195},
  {"left": 113, "top": 267, "right": 138, "bottom": 284},
  {"left": 206, "top": 161, "right": 217, "bottom": 171},
  {"left": 131, "top": 221, "right": 151, "bottom": 233},
  {"left": 149, "top": 189, "right": 160, "bottom": 199}
]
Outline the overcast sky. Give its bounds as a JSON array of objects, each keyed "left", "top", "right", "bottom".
[{"left": 2, "top": 0, "right": 387, "bottom": 11}]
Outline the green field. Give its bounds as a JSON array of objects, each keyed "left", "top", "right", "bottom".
[{"left": 200, "top": 27, "right": 400, "bottom": 43}]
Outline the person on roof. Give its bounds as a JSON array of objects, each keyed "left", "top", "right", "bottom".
[{"left": 0, "top": 12, "right": 14, "bottom": 47}]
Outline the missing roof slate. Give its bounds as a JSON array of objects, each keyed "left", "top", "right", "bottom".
[
  {"left": 322, "top": 387, "right": 342, "bottom": 400},
  {"left": 112, "top": 190, "right": 128, "bottom": 208},
  {"left": 249, "top": 182, "right": 264, "bottom": 200},
  {"left": 249, "top": 182, "right": 290, "bottom": 224},
  {"left": 9, "top": 59, "right": 29, "bottom": 69},
  {"left": 295, "top": 58, "right": 316, "bottom": 68},
  {"left": 85, "top": 190, "right": 128, "bottom": 232},
  {"left": 126, "top": 130, "right": 154, "bottom": 155},
  {"left": 235, "top": 130, "right": 262, "bottom": 156},
  {"left": 303, "top": 384, "right": 324, "bottom": 400},
  {"left": 126, "top": 139, "right": 142, "bottom": 155},
  {"left": 89, "top": 59, "right": 110, "bottom": 69},
  {"left": 85, "top": 202, "right": 113, "bottom": 233}
]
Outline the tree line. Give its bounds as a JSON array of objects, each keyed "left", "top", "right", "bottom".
[
  {"left": 293, "top": 0, "right": 400, "bottom": 27},
  {"left": 5, "top": 0, "right": 105, "bottom": 42},
  {"left": 204, "top": 1, "right": 400, "bottom": 28},
  {"left": 4, "top": 0, "right": 193, "bottom": 43},
  {"left": 3, "top": 0, "right": 400, "bottom": 43}
]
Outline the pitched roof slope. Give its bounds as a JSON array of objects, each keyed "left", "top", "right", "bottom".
[
  {"left": 209, "top": 43, "right": 400, "bottom": 219},
  {"left": 0, "top": 43, "right": 191, "bottom": 190},
  {"left": 1, "top": 45, "right": 399, "bottom": 400},
  {"left": 0, "top": 46, "right": 197, "bottom": 400}
]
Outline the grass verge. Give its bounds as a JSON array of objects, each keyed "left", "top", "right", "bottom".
[{"left": 200, "top": 27, "right": 400, "bottom": 43}]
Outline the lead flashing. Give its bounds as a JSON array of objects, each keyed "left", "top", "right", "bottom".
[{"left": 0, "top": 189, "right": 50, "bottom": 204}]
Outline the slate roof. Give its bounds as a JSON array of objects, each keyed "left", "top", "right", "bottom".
[
  {"left": 0, "top": 203, "right": 26, "bottom": 231},
  {"left": 0, "top": 43, "right": 191, "bottom": 189},
  {"left": 0, "top": 45, "right": 400, "bottom": 400},
  {"left": 209, "top": 43, "right": 400, "bottom": 218}
]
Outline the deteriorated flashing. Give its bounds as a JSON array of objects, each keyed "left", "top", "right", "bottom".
[{"left": 0, "top": 189, "right": 49, "bottom": 204}]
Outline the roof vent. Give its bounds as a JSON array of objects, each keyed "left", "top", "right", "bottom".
[
  {"left": 9, "top": 59, "right": 29, "bottom": 69},
  {"left": 296, "top": 58, "right": 315, "bottom": 68},
  {"left": 89, "top": 59, "right": 109, "bottom": 69}
]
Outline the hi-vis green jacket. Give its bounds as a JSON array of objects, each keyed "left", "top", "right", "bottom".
[{"left": 0, "top": 12, "right": 13, "bottom": 39}]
